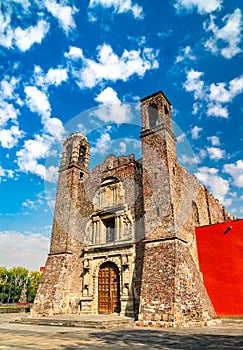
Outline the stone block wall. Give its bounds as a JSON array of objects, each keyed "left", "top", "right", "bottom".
[
  {"left": 31, "top": 251, "right": 82, "bottom": 317},
  {"left": 137, "top": 239, "right": 217, "bottom": 327}
]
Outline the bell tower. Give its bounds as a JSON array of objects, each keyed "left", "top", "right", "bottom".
[
  {"left": 140, "top": 91, "right": 177, "bottom": 240},
  {"left": 32, "top": 133, "right": 91, "bottom": 317},
  {"left": 50, "top": 132, "right": 90, "bottom": 254},
  {"left": 138, "top": 91, "right": 217, "bottom": 327}
]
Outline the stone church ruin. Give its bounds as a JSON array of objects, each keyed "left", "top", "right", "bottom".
[{"left": 32, "top": 90, "right": 231, "bottom": 327}]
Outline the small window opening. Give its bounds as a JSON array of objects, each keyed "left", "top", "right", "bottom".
[
  {"left": 104, "top": 218, "right": 115, "bottom": 243},
  {"left": 164, "top": 104, "right": 169, "bottom": 116},
  {"left": 154, "top": 172, "right": 158, "bottom": 180},
  {"left": 80, "top": 172, "right": 84, "bottom": 180},
  {"left": 66, "top": 144, "right": 72, "bottom": 162},
  {"left": 157, "top": 207, "right": 160, "bottom": 217},
  {"left": 148, "top": 103, "right": 159, "bottom": 128},
  {"left": 172, "top": 167, "right": 175, "bottom": 176},
  {"left": 79, "top": 145, "right": 86, "bottom": 164}
]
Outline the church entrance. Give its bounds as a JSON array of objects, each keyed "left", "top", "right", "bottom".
[{"left": 98, "top": 262, "right": 121, "bottom": 314}]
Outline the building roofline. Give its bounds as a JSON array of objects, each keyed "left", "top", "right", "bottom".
[{"left": 140, "top": 90, "right": 171, "bottom": 106}]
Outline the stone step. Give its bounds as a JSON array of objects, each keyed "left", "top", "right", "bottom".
[{"left": 12, "top": 315, "right": 135, "bottom": 329}]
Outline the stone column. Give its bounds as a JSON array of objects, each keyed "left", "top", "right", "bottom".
[
  {"left": 115, "top": 216, "right": 119, "bottom": 240},
  {"left": 93, "top": 221, "right": 97, "bottom": 244},
  {"left": 97, "top": 220, "right": 100, "bottom": 243},
  {"left": 119, "top": 215, "right": 124, "bottom": 239}
]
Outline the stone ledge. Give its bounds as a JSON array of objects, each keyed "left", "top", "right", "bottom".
[{"left": 136, "top": 318, "right": 221, "bottom": 328}]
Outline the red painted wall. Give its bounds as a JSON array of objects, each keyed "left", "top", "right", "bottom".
[{"left": 196, "top": 219, "right": 243, "bottom": 316}]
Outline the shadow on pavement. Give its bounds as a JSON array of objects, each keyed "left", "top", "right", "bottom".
[{"left": 60, "top": 328, "right": 243, "bottom": 350}]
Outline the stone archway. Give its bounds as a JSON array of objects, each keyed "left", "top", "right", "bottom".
[{"left": 98, "top": 262, "right": 121, "bottom": 314}]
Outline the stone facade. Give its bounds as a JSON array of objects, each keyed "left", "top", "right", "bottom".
[{"left": 32, "top": 90, "right": 231, "bottom": 326}]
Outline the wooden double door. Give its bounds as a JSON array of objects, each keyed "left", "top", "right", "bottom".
[{"left": 98, "top": 262, "right": 121, "bottom": 314}]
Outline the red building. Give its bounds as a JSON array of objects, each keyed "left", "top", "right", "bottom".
[{"left": 196, "top": 219, "right": 243, "bottom": 316}]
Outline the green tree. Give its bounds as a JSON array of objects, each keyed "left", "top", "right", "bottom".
[
  {"left": 0, "top": 266, "right": 41, "bottom": 304},
  {"left": 27, "top": 271, "right": 42, "bottom": 303}
]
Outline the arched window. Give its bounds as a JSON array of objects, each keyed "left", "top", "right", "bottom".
[
  {"left": 164, "top": 104, "right": 169, "bottom": 117},
  {"left": 148, "top": 103, "right": 159, "bottom": 128},
  {"left": 66, "top": 144, "right": 72, "bottom": 163},
  {"left": 79, "top": 145, "right": 86, "bottom": 164}
]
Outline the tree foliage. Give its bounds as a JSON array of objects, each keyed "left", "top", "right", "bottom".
[{"left": 0, "top": 266, "right": 42, "bottom": 304}]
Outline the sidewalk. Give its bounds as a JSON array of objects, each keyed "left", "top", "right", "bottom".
[{"left": 0, "top": 313, "right": 243, "bottom": 349}]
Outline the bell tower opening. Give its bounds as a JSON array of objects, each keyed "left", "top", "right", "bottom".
[
  {"left": 79, "top": 145, "right": 86, "bottom": 164},
  {"left": 60, "top": 132, "right": 90, "bottom": 172},
  {"left": 148, "top": 103, "right": 159, "bottom": 128},
  {"left": 66, "top": 144, "right": 72, "bottom": 163}
]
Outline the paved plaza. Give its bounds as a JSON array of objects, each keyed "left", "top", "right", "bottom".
[{"left": 0, "top": 314, "right": 243, "bottom": 349}]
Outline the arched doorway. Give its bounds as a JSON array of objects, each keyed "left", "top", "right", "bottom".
[{"left": 98, "top": 262, "right": 121, "bottom": 314}]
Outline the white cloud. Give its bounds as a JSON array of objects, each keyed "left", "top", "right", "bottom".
[
  {"left": 174, "top": 0, "right": 222, "bottom": 14},
  {"left": 22, "top": 85, "right": 65, "bottom": 180},
  {"left": 0, "top": 2, "right": 49, "bottom": 51},
  {"left": 1, "top": 76, "right": 19, "bottom": 100},
  {"left": 206, "top": 102, "right": 229, "bottom": 118},
  {"left": 25, "top": 86, "right": 51, "bottom": 120},
  {"left": 43, "top": 117, "right": 65, "bottom": 140},
  {"left": 88, "top": 0, "right": 144, "bottom": 20},
  {"left": 195, "top": 166, "right": 230, "bottom": 204},
  {"left": 229, "top": 75, "right": 243, "bottom": 96},
  {"left": 204, "top": 9, "right": 242, "bottom": 59},
  {"left": 44, "top": 0, "right": 78, "bottom": 34},
  {"left": 184, "top": 69, "right": 243, "bottom": 118},
  {"left": 207, "top": 146, "right": 225, "bottom": 160},
  {"left": 91, "top": 127, "right": 112, "bottom": 155},
  {"left": 16, "top": 134, "right": 59, "bottom": 182},
  {"left": 177, "top": 133, "right": 186, "bottom": 142},
  {"left": 0, "top": 7, "right": 14, "bottom": 49},
  {"left": 0, "top": 231, "right": 49, "bottom": 270},
  {"left": 12, "top": 0, "right": 31, "bottom": 11},
  {"left": 191, "top": 125, "right": 202, "bottom": 139},
  {"left": 0, "top": 101, "right": 19, "bottom": 127},
  {"left": 14, "top": 20, "right": 50, "bottom": 52},
  {"left": 0, "top": 125, "right": 24, "bottom": 149},
  {"left": 209, "top": 82, "right": 231, "bottom": 103},
  {"left": 179, "top": 154, "right": 200, "bottom": 164},
  {"left": 183, "top": 69, "right": 205, "bottom": 99},
  {"left": 207, "top": 136, "right": 220, "bottom": 146},
  {"left": 94, "top": 87, "right": 132, "bottom": 123},
  {"left": 192, "top": 102, "right": 203, "bottom": 115},
  {"left": 175, "top": 45, "right": 196, "bottom": 63},
  {"left": 0, "top": 165, "right": 14, "bottom": 181},
  {"left": 118, "top": 141, "right": 127, "bottom": 154},
  {"left": 64, "top": 46, "right": 83, "bottom": 60},
  {"left": 224, "top": 160, "right": 243, "bottom": 187},
  {"left": 45, "top": 67, "right": 68, "bottom": 86},
  {"left": 0, "top": 76, "right": 24, "bottom": 149},
  {"left": 34, "top": 65, "right": 68, "bottom": 89},
  {"left": 65, "top": 44, "right": 159, "bottom": 89},
  {"left": 209, "top": 76, "right": 243, "bottom": 103},
  {"left": 22, "top": 199, "right": 38, "bottom": 210},
  {"left": 95, "top": 87, "right": 121, "bottom": 104}
]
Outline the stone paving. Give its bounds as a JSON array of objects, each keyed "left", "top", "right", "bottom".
[{"left": 0, "top": 314, "right": 243, "bottom": 349}]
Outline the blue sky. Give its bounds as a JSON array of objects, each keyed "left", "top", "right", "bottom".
[{"left": 0, "top": 0, "right": 242, "bottom": 270}]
